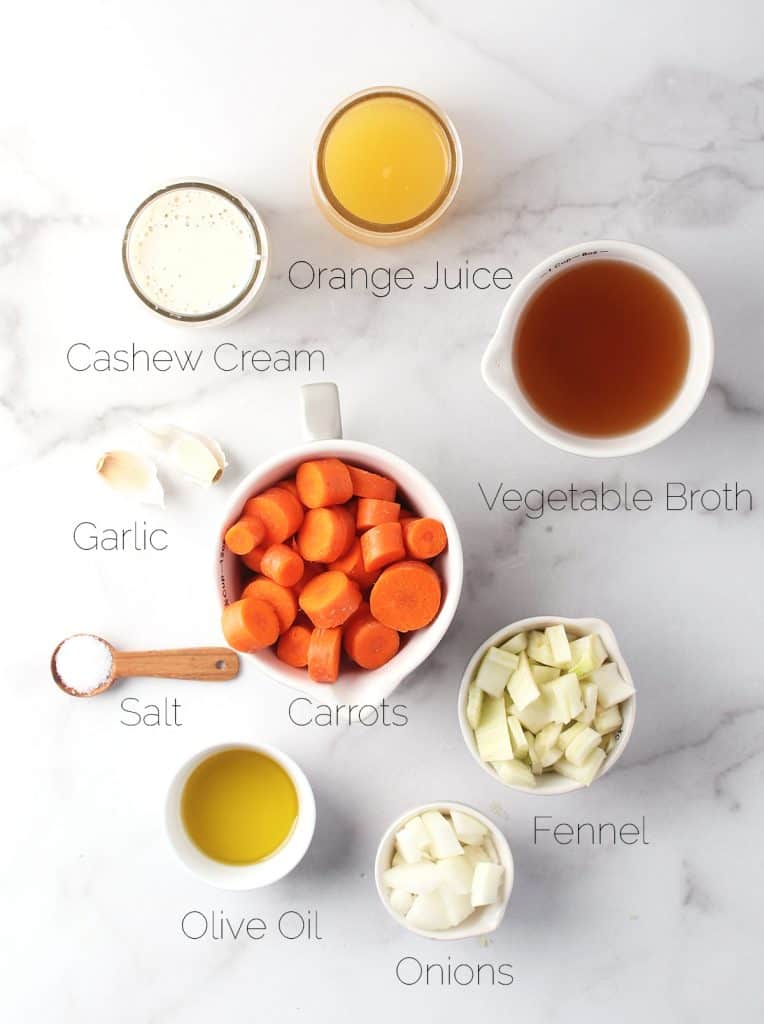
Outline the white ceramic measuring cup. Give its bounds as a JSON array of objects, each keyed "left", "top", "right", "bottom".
[
  {"left": 481, "top": 240, "right": 714, "bottom": 457},
  {"left": 214, "top": 384, "right": 464, "bottom": 707}
]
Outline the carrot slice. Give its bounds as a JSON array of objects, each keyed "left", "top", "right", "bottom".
[
  {"left": 299, "top": 570, "right": 362, "bottom": 628},
  {"left": 221, "top": 597, "right": 280, "bottom": 652},
  {"left": 329, "top": 537, "right": 381, "bottom": 590},
  {"left": 307, "top": 627, "right": 342, "bottom": 683},
  {"left": 297, "top": 506, "right": 355, "bottom": 563},
  {"left": 276, "top": 478, "right": 300, "bottom": 500},
  {"left": 293, "top": 559, "right": 324, "bottom": 596},
  {"left": 241, "top": 545, "right": 267, "bottom": 572},
  {"left": 276, "top": 622, "right": 312, "bottom": 668},
  {"left": 356, "top": 498, "right": 401, "bottom": 531},
  {"left": 224, "top": 515, "right": 265, "bottom": 555},
  {"left": 245, "top": 487, "right": 304, "bottom": 544},
  {"left": 260, "top": 543, "right": 305, "bottom": 588},
  {"left": 347, "top": 465, "right": 397, "bottom": 502},
  {"left": 360, "top": 521, "right": 405, "bottom": 574},
  {"left": 402, "top": 517, "right": 448, "bottom": 560},
  {"left": 343, "top": 607, "right": 400, "bottom": 669},
  {"left": 242, "top": 577, "right": 297, "bottom": 633},
  {"left": 296, "top": 458, "right": 353, "bottom": 508},
  {"left": 370, "top": 560, "right": 442, "bottom": 632}
]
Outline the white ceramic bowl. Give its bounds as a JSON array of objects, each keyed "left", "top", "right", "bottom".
[
  {"left": 215, "top": 387, "right": 464, "bottom": 706},
  {"left": 165, "top": 742, "right": 316, "bottom": 890},
  {"left": 482, "top": 240, "right": 714, "bottom": 457},
  {"left": 458, "top": 616, "right": 637, "bottom": 795},
  {"left": 374, "top": 801, "right": 514, "bottom": 940}
]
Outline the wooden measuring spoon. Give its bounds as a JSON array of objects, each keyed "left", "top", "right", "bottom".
[{"left": 51, "top": 633, "right": 240, "bottom": 697}]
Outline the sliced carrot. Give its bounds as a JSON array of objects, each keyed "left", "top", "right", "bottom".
[
  {"left": 307, "top": 627, "right": 342, "bottom": 683},
  {"left": 360, "top": 521, "right": 405, "bottom": 574},
  {"left": 347, "top": 465, "right": 397, "bottom": 502},
  {"left": 242, "top": 577, "right": 297, "bottom": 633},
  {"left": 329, "top": 537, "right": 381, "bottom": 590},
  {"left": 343, "top": 607, "right": 400, "bottom": 669},
  {"left": 299, "top": 570, "right": 362, "bottom": 628},
  {"left": 245, "top": 487, "right": 304, "bottom": 545},
  {"left": 241, "top": 545, "right": 267, "bottom": 572},
  {"left": 296, "top": 458, "right": 353, "bottom": 508},
  {"left": 276, "top": 622, "right": 312, "bottom": 668},
  {"left": 260, "top": 543, "right": 305, "bottom": 588},
  {"left": 224, "top": 515, "right": 265, "bottom": 555},
  {"left": 293, "top": 559, "right": 324, "bottom": 596},
  {"left": 356, "top": 497, "right": 400, "bottom": 531},
  {"left": 370, "top": 560, "right": 442, "bottom": 632},
  {"left": 276, "top": 478, "right": 300, "bottom": 500},
  {"left": 399, "top": 508, "right": 416, "bottom": 522},
  {"left": 221, "top": 597, "right": 280, "bottom": 652},
  {"left": 402, "top": 517, "right": 448, "bottom": 560},
  {"left": 297, "top": 505, "right": 355, "bottom": 563}
]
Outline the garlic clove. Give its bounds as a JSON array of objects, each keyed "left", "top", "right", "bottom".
[
  {"left": 142, "top": 424, "right": 227, "bottom": 486},
  {"left": 168, "top": 435, "right": 225, "bottom": 485},
  {"left": 96, "top": 450, "right": 164, "bottom": 506}
]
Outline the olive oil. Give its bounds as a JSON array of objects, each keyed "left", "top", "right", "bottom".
[
  {"left": 181, "top": 748, "right": 298, "bottom": 865},
  {"left": 513, "top": 259, "right": 690, "bottom": 437}
]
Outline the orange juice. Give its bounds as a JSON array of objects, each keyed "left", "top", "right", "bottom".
[{"left": 315, "top": 89, "right": 460, "bottom": 240}]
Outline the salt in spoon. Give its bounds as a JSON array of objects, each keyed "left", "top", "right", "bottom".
[{"left": 51, "top": 633, "right": 239, "bottom": 697}]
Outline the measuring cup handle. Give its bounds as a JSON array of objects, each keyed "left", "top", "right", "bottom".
[
  {"left": 112, "top": 648, "right": 239, "bottom": 682},
  {"left": 301, "top": 382, "right": 343, "bottom": 440}
]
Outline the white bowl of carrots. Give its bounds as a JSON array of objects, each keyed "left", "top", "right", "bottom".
[{"left": 215, "top": 440, "right": 463, "bottom": 704}]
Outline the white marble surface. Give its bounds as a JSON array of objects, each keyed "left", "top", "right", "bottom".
[{"left": 3, "top": 0, "right": 764, "bottom": 1020}]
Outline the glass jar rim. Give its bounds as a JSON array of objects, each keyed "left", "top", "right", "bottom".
[
  {"left": 312, "top": 86, "right": 463, "bottom": 238},
  {"left": 122, "top": 180, "right": 266, "bottom": 324}
]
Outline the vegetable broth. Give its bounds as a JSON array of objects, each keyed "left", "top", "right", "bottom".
[
  {"left": 513, "top": 259, "right": 690, "bottom": 437},
  {"left": 181, "top": 748, "right": 298, "bottom": 865}
]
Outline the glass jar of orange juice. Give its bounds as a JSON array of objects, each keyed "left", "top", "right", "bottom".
[{"left": 312, "top": 86, "right": 462, "bottom": 246}]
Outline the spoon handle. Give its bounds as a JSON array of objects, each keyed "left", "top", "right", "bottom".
[{"left": 112, "top": 648, "right": 239, "bottom": 681}]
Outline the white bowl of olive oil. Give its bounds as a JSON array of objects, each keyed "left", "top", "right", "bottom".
[{"left": 165, "top": 742, "right": 316, "bottom": 889}]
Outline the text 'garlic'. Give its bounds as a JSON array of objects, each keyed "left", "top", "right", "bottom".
[
  {"left": 96, "top": 450, "right": 164, "bottom": 506},
  {"left": 143, "top": 424, "right": 227, "bottom": 486}
]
